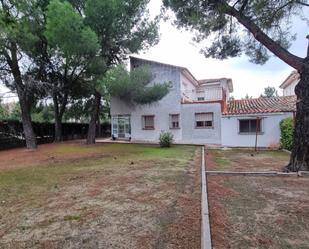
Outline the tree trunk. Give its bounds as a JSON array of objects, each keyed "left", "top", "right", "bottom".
[
  {"left": 19, "top": 96, "right": 37, "bottom": 149},
  {"left": 86, "top": 92, "right": 101, "bottom": 144},
  {"left": 4, "top": 44, "right": 37, "bottom": 149},
  {"left": 288, "top": 60, "right": 309, "bottom": 171},
  {"left": 52, "top": 91, "right": 68, "bottom": 143},
  {"left": 96, "top": 114, "right": 101, "bottom": 138},
  {"left": 54, "top": 116, "right": 62, "bottom": 142}
]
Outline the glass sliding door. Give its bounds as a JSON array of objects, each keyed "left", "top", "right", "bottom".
[{"left": 112, "top": 115, "right": 131, "bottom": 139}]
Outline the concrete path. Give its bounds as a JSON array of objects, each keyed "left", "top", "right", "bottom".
[{"left": 201, "top": 146, "right": 212, "bottom": 249}]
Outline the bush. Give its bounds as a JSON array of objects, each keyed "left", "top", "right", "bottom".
[
  {"left": 159, "top": 131, "right": 174, "bottom": 148},
  {"left": 280, "top": 117, "right": 294, "bottom": 151}
]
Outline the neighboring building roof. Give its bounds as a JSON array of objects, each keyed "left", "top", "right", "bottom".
[
  {"left": 224, "top": 96, "right": 296, "bottom": 115},
  {"left": 279, "top": 70, "right": 300, "bottom": 89}
]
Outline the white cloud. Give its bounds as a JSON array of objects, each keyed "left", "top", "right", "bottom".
[{"left": 133, "top": 0, "right": 307, "bottom": 98}]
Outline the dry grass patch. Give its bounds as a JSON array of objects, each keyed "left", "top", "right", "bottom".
[
  {"left": 207, "top": 149, "right": 289, "bottom": 172},
  {"left": 0, "top": 143, "right": 201, "bottom": 249},
  {"left": 207, "top": 148, "right": 309, "bottom": 249}
]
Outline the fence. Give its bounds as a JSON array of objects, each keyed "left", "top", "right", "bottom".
[{"left": 0, "top": 120, "right": 111, "bottom": 150}]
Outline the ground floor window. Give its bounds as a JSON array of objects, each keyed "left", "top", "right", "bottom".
[
  {"left": 195, "top": 112, "right": 213, "bottom": 128},
  {"left": 169, "top": 114, "right": 180, "bottom": 129},
  {"left": 239, "top": 119, "right": 261, "bottom": 133},
  {"left": 142, "top": 115, "right": 155, "bottom": 130}
]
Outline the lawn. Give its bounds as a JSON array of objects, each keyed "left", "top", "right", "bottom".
[
  {"left": 0, "top": 142, "right": 201, "bottom": 249},
  {"left": 206, "top": 148, "right": 290, "bottom": 172},
  {"left": 207, "top": 149, "right": 309, "bottom": 249}
]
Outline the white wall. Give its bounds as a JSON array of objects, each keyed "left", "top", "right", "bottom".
[
  {"left": 110, "top": 62, "right": 183, "bottom": 142},
  {"left": 180, "top": 73, "right": 196, "bottom": 101},
  {"left": 181, "top": 102, "right": 222, "bottom": 144},
  {"left": 283, "top": 80, "right": 298, "bottom": 96},
  {"left": 221, "top": 112, "right": 293, "bottom": 147}
]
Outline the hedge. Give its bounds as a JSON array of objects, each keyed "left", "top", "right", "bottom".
[
  {"left": 0, "top": 120, "right": 111, "bottom": 150},
  {"left": 280, "top": 117, "right": 294, "bottom": 151}
]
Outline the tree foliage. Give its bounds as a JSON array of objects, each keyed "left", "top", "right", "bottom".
[
  {"left": 163, "top": 0, "right": 307, "bottom": 67},
  {"left": 45, "top": 0, "right": 99, "bottom": 58},
  {"left": 262, "top": 86, "right": 278, "bottom": 97},
  {"left": 0, "top": 100, "right": 9, "bottom": 120},
  {"left": 84, "top": 0, "right": 159, "bottom": 65},
  {"left": 104, "top": 65, "right": 170, "bottom": 105}
]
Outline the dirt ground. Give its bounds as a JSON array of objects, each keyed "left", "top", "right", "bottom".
[
  {"left": 207, "top": 149, "right": 309, "bottom": 249},
  {"left": 0, "top": 142, "right": 201, "bottom": 249},
  {"left": 206, "top": 148, "right": 290, "bottom": 172}
]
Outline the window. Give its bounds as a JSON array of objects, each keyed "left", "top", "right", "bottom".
[
  {"left": 239, "top": 119, "right": 261, "bottom": 133},
  {"left": 197, "top": 91, "right": 205, "bottom": 101},
  {"left": 169, "top": 114, "right": 180, "bottom": 129},
  {"left": 142, "top": 115, "right": 155, "bottom": 130},
  {"left": 195, "top": 113, "right": 213, "bottom": 128}
]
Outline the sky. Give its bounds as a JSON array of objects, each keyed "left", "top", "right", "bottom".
[
  {"left": 1, "top": 0, "right": 308, "bottom": 101},
  {"left": 132, "top": 0, "right": 309, "bottom": 99}
]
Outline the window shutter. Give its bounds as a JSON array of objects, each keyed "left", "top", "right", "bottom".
[
  {"left": 145, "top": 116, "right": 152, "bottom": 127},
  {"left": 195, "top": 113, "right": 206, "bottom": 122},
  {"left": 171, "top": 114, "right": 178, "bottom": 122},
  {"left": 204, "top": 113, "right": 213, "bottom": 121}
]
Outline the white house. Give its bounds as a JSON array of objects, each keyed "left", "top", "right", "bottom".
[
  {"left": 279, "top": 70, "right": 299, "bottom": 96},
  {"left": 221, "top": 96, "right": 296, "bottom": 147},
  {"left": 110, "top": 57, "right": 296, "bottom": 147}
]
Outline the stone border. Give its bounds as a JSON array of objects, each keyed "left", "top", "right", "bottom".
[
  {"left": 206, "top": 171, "right": 298, "bottom": 177},
  {"left": 201, "top": 146, "right": 212, "bottom": 249}
]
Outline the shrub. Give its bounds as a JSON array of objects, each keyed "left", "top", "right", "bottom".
[
  {"left": 280, "top": 117, "right": 294, "bottom": 151},
  {"left": 159, "top": 131, "right": 174, "bottom": 148}
]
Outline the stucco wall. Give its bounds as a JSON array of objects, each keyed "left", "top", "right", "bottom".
[
  {"left": 181, "top": 103, "right": 222, "bottom": 144},
  {"left": 110, "top": 62, "right": 183, "bottom": 142},
  {"left": 283, "top": 80, "right": 298, "bottom": 96},
  {"left": 221, "top": 112, "right": 293, "bottom": 147},
  {"left": 180, "top": 73, "right": 197, "bottom": 101}
]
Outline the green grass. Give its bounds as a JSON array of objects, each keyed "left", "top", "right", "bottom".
[
  {"left": 64, "top": 215, "right": 81, "bottom": 222},
  {"left": 214, "top": 157, "right": 232, "bottom": 169}
]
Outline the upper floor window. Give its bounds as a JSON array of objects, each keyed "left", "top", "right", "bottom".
[
  {"left": 239, "top": 119, "right": 261, "bottom": 133},
  {"left": 195, "top": 113, "right": 213, "bottom": 128},
  {"left": 142, "top": 115, "right": 155, "bottom": 130},
  {"left": 169, "top": 114, "right": 180, "bottom": 129},
  {"left": 197, "top": 91, "right": 205, "bottom": 101}
]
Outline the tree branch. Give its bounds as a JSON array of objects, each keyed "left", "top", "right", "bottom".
[
  {"left": 221, "top": 1, "right": 305, "bottom": 70},
  {"left": 306, "top": 35, "right": 309, "bottom": 58},
  {"left": 295, "top": 1, "right": 309, "bottom": 7},
  {"left": 239, "top": 0, "right": 249, "bottom": 13}
]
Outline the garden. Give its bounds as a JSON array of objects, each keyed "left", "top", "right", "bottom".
[
  {"left": 0, "top": 142, "right": 201, "bottom": 249},
  {"left": 206, "top": 149, "right": 309, "bottom": 249}
]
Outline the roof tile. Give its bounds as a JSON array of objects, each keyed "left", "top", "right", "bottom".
[{"left": 224, "top": 96, "right": 296, "bottom": 115}]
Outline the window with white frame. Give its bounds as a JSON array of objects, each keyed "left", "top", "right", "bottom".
[
  {"left": 169, "top": 114, "right": 180, "bottom": 129},
  {"left": 142, "top": 115, "right": 155, "bottom": 130},
  {"left": 239, "top": 119, "right": 262, "bottom": 133},
  {"left": 195, "top": 112, "right": 213, "bottom": 128}
]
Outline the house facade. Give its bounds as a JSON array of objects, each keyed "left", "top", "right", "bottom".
[
  {"left": 221, "top": 96, "right": 296, "bottom": 147},
  {"left": 110, "top": 57, "right": 296, "bottom": 147}
]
